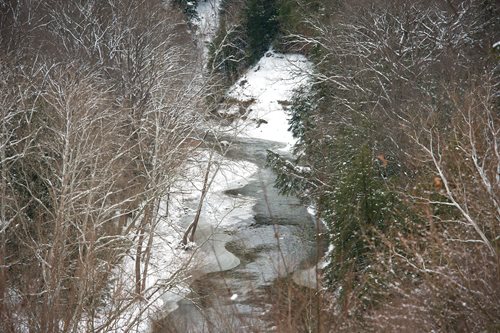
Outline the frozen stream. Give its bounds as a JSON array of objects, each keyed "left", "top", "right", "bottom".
[
  {"left": 151, "top": 50, "right": 321, "bottom": 332},
  {"left": 153, "top": 135, "right": 321, "bottom": 332}
]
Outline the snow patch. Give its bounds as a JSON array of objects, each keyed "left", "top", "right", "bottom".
[{"left": 227, "top": 49, "right": 313, "bottom": 152}]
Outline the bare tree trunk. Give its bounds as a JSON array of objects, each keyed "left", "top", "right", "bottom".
[
  {"left": 135, "top": 228, "right": 145, "bottom": 296},
  {"left": 0, "top": 108, "right": 6, "bottom": 326},
  {"left": 141, "top": 198, "right": 161, "bottom": 293},
  {"left": 182, "top": 152, "right": 215, "bottom": 245},
  {"left": 135, "top": 201, "right": 154, "bottom": 296}
]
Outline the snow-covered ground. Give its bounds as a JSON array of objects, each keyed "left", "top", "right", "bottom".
[{"left": 227, "top": 50, "right": 313, "bottom": 151}]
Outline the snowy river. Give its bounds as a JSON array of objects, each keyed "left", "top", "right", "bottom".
[
  {"left": 154, "top": 136, "right": 321, "bottom": 332},
  {"left": 151, "top": 51, "right": 322, "bottom": 332}
]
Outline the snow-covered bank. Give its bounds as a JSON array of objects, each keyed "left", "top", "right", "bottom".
[
  {"left": 227, "top": 50, "right": 312, "bottom": 150},
  {"left": 91, "top": 147, "right": 257, "bottom": 333}
]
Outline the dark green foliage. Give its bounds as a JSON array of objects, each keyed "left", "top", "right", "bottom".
[
  {"left": 272, "top": 0, "right": 301, "bottom": 52},
  {"left": 210, "top": 0, "right": 322, "bottom": 79},
  {"left": 208, "top": 0, "right": 280, "bottom": 79},
  {"left": 266, "top": 150, "right": 315, "bottom": 199},
  {"left": 174, "top": 0, "right": 199, "bottom": 20},
  {"left": 244, "top": 0, "right": 279, "bottom": 63},
  {"left": 287, "top": 86, "right": 316, "bottom": 143},
  {"left": 278, "top": 77, "right": 405, "bottom": 305},
  {"left": 322, "top": 145, "right": 404, "bottom": 303},
  {"left": 275, "top": 0, "right": 322, "bottom": 35}
]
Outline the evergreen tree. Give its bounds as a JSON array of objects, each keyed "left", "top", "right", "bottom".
[
  {"left": 323, "top": 145, "right": 404, "bottom": 305},
  {"left": 266, "top": 150, "right": 315, "bottom": 198},
  {"left": 244, "top": 0, "right": 279, "bottom": 63},
  {"left": 174, "top": 0, "right": 199, "bottom": 20},
  {"left": 287, "top": 86, "right": 316, "bottom": 147}
]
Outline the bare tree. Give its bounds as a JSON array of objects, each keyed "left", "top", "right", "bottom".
[{"left": 0, "top": 0, "right": 212, "bottom": 332}]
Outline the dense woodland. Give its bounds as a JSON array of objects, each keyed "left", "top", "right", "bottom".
[
  {"left": 0, "top": 1, "right": 209, "bottom": 331},
  {"left": 267, "top": 0, "right": 500, "bottom": 331},
  {"left": 1, "top": 0, "right": 499, "bottom": 332}
]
